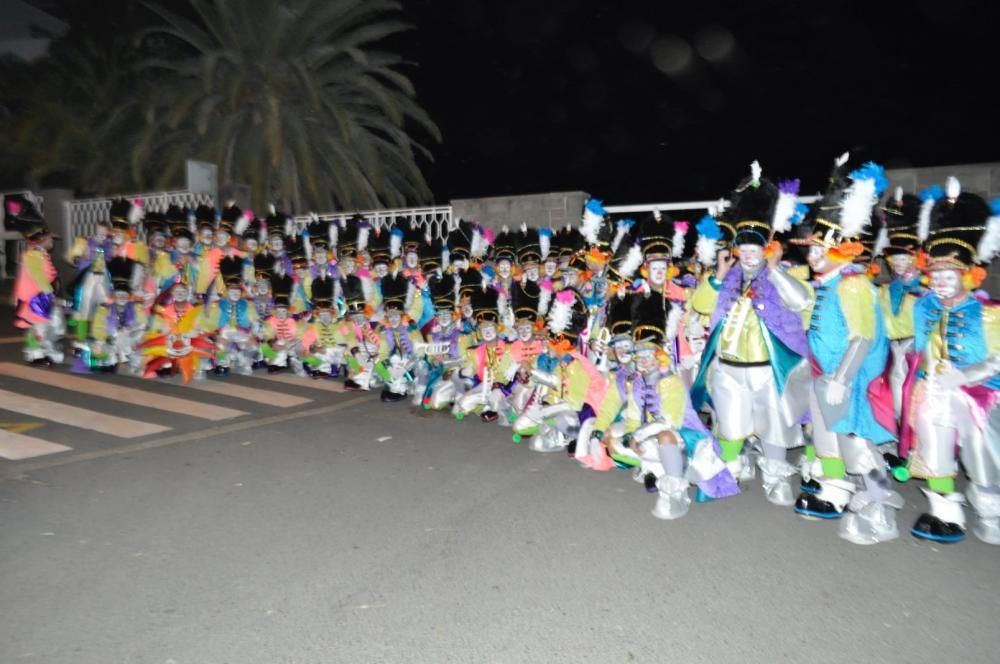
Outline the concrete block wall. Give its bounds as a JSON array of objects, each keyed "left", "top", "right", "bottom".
[
  {"left": 450, "top": 191, "right": 590, "bottom": 231},
  {"left": 886, "top": 163, "right": 1000, "bottom": 297}
]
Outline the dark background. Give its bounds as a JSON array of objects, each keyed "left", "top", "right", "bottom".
[{"left": 30, "top": 0, "right": 1000, "bottom": 204}]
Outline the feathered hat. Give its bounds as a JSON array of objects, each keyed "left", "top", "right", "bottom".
[
  {"left": 110, "top": 197, "right": 144, "bottom": 232},
  {"left": 307, "top": 215, "right": 336, "bottom": 252},
  {"left": 265, "top": 205, "right": 292, "bottom": 241},
  {"left": 286, "top": 233, "right": 308, "bottom": 269},
  {"left": 218, "top": 202, "right": 246, "bottom": 236},
  {"left": 401, "top": 217, "right": 424, "bottom": 254},
  {"left": 418, "top": 235, "right": 447, "bottom": 272},
  {"left": 492, "top": 226, "right": 517, "bottom": 263},
  {"left": 165, "top": 205, "right": 191, "bottom": 240},
  {"left": 923, "top": 176, "right": 1000, "bottom": 276},
  {"left": 792, "top": 153, "right": 888, "bottom": 258},
  {"left": 458, "top": 267, "right": 484, "bottom": 301},
  {"left": 143, "top": 210, "right": 168, "bottom": 239},
  {"left": 338, "top": 215, "right": 370, "bottom": 260},
  {"left": 380, "top": 272, "right": 409, "bottom": 312},
  {"left": 580, "top": 198, "right": 613, "bottom": 261},
  {"left": 511, "top": 280, "right": 542, "bottom": 323},
  {"left": 516, "top": 224, "right": 542, "bottom": 266},
  {"left": 546, "top": 288, "right": 588, "bottom": 341},
  {"left": 728, "top": 160, "right": 779, "bottom": 247},
  {"left": 606, "top": 292, "right": 635, "bottom": 342},
  {"left": 606, "top": 219, "right": 643, "bottom": 285},
  {"left": 447, "top": 220, "right": 476, "bottom": 263},
  {"left": 368, "top": 223, "right": 393, "bottom": 266},
  {"left": 253, "top": 253, "right": 276, "bottom": 282},
  {"left": 879, "top": 187, "right": 922, "bottom": 256},
  {"left": 241, "top": 214, "right": 263, "bottom": 245},
  {"left": 4, "top": 194, "right": 52, "bottom": 241},
  {"left": 638, "top": 210, "right": 675, "bottom": 262}
]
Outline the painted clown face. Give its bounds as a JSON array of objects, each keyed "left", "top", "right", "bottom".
[
  {"left": 523, "top": 264, "right": 540, "bottom": 282},
  {"left": 738, "top": 244, "right": 764, "bottom": 272},
  {"left": 269, "top": 236, "right": 285, "bottom": 253},
  {"left": 199, "top": 227, "right": 214, "bottom": 245},
  {"left": 612, "top": 339, "right": 634, "bottom": 364},
  {"left": 340, "top": 260, "right": 356, "bottom": 276},
  {"left": 112, "top": 229, "right": 126, "bottom": 246},
  {"left": 647, "top": 259, "right": 669, "bottom": 287},
  {"left": 227, "top": 287, "right": 242, "bottom": 302},
  {"left": 635, "top": 346, "right": 658, "bottom": 374},
  {"left": 479, "top": 321, "right": 498, "bottom": 342},
  {"left": 452, "top": 257, "right": 469, "bottom": 272},
  {"left": 497, "top": 260, "right": 512, "bottom": 279},
  {"left": 807, "top": 245, "right": 835, "bottom": 274},
  {"left": 254, "top": 280, "right": 270, "bottom": 297},
  {"left": 318, "top": 310, "right": 333, "bottom": 325},
  {"left": 387, "top": 311, "right": 402, "bottom": 328},
  {"left": 405, "top": 251, "right": 419, "bottom": 269},
  {"left": 515, "top": 320, "right": 534, "bottom": 342},
  {"left": 175, "top": 237, "right": 192, "bottom": 254},
  {"left": 562, "top": 267, "right": 579, "bottom": 288},
  {"left": 150, "top": 233, "right": 166, "bottom": 250},
  {"left": 314, "top": 247, "right": 329, "bottom": 265},
  {"left": 435, "top": 310, "right": 453, "bottom": 327},
  {"left": 114, "top": 290, "right": 130, "bottom": 307},
  {"left": 95, "top": 225, "right": 109, "bottom": 241},
  {"left": 543, "top": 259, "right": 558, "bottom": 277},
  {"left": 930, "top": 268, "right": 963, "bottom": 301},
  {"left": 276, "top": 306, "right": 290, "bottom": 321},
  {"left": 461, "top": 302, "right": 473, "bottom": 319},
  {"left": 244, "top": 238, "right": 258, "bottom": 253},
  {"left": 349, "top": 311, "right": 366, "bottom": 325},
  {"left": 890, "top": 253, "right": 915, "bottom": 277},
  {"left": 214, "top": 230, "right": 231, "bottom": 247},
  {"left": 172, "top": 285, "right": 190, "bottom": 303},
  {"left": 374, "top": 263, "right": 389, "bottom": 278}
]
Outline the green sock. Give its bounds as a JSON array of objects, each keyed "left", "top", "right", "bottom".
[
  {"left": 926, "top": 476, "right": 955, "bottom": 494},
  {"left": 804, "top": 443, "right": 816, "bottom": 462},
  {"left": 820, "top": 456, "right": 846, "bottom": 480},
  {"left": 719, "top": 438, "right": 744, "bottom": 463},
  {"left": 76, "top": 320, "right": 89, "bottom": 341}
]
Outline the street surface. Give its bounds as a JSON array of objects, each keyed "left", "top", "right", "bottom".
[{"left": 1, "top": 300, "right": 998, "bottom": 664}]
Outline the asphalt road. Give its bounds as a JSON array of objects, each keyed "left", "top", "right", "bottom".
[{"left": 1, "top": 297, "right": 998, "bottom": 664}]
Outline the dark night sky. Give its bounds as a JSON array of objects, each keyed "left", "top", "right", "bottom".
[{"left": 399, "top": 0, "right": 1000, "bottom": 205}]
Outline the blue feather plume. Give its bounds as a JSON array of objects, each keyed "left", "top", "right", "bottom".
[
  {"left": 849, "top": 161, "right": 890, "bottom": 195},
  {"left": 696, "top": 214, "right": 723, "bottom": 240},
  {"left": 920, "top": 184, "right": 945, "bottom": 203}
]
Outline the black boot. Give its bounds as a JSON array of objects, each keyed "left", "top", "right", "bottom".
[
  {"left": 644, "top": 473, "right": 658, "bottom": 493},
  {"left": 911, "top": 513, "right": 966, "bottom": 543},
  {"left": 212, "top": 366, "right": 230, "bottom": 377},
  {"left": 793, "top": 492, "right": 844, "bottom": 520},
  {"left": 380, "top": 389, "right": 407, "bottom": 403},
  {"left": 480, "top": 410, "right": 499, "bottom": 423},
  {"left": 267, "top": 364, "right": 284, "bottom": 374}
]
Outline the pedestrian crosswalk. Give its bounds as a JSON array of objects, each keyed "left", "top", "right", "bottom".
[{"left": 0, "top": 362, "right": 351, "bottom": 462}]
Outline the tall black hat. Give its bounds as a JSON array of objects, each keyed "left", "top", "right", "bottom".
[
  {"left": 880, "top": 187, "right": 922, "bottom": 256},
  {"left": 193, "top": 204, "right": 216, "bottom": 233},
  {"left": 219, "top": 255, "right": 244, "bottom": 288},
  {"left": 165, "top": 205, "right": 190, "bottom": 239},
  {"left": 447, "top": 220, "right": 476, "bottom": 263},
  {"left": 401, "top": 217, "right": 424, "bottom": 254},
  {"left": 110, "top": 197, "right": 143, "bottom": 231},
  {"left": 638, "top": 211, "right": 676, "bottom": 261},
  {"left": 546, "top": 288, "right": 588, "bottom": 341},
  {"left": 342, "top": 274, "right": 366, "bottom": 313},
  {"left": 470, "top": 285, "right": 500, "bottom": 324},
  {"left": 793, "top": 154, "right": 887, "bottom": 250},
  {"left": 380, "top": 272, "right": 409, "bottom": 312},
  {"left": 492, "top": 227, "right": 517, "bottom": 263},
  {"left": 428, "top": 273, "right": 457, "bottom": 311},
  {"left": 632, "top": 291, "right": 668, "bottom": 347},
  {"left": 458, "top": 267, "right": 484, "bottom": 301},
  {"left": 143, "top": 210, "right": 168, "bottom": 238},
  {"left": 511, "top": 280, "right": 542, "bottom": 322},
  {"left": 108, "top": 256, "right": 136, "bottom": 293},
  {"left": 242, "top": 215, "right": 263, "bottom": 244},
  {"left": 418, "top": 236, "right": 446, "bottom": 272},
  {"left": 265, "top": 206, "right": 291, "bottom": 240},
  {"left": 311, "top": 273, "right": 335, "bottom": 309},
  {"left": 219, "top": 202, "right": 244, "bottom": 235},
  {"left": 606, "top": 293, "right": 635, "bottom": 341},
  {"left": 924, "top": 177, "right": 995, "bottom": 270},
  {"left": 728, "top": 161, "right": 779, "bottom": 247},
  {"left": 368, "top": 225, "right": 392, "bottom": 265},
  {"left": 4, "top": 194, "right": 52, "bottom": 241},
  {"left": 253, "top": 253, "right": 275, "bottom": 282},
  {"left": 307, "top": 216, "right": 336, "bottom": 251},
  {"left": 516, "top": 225, "right": 542, "bottom": 265},
  {"left": 286, "top": 234, "right": 308, "bottom": 269},
  {"left": 272, "top": 273, "right": 294, "bottom": 307}
]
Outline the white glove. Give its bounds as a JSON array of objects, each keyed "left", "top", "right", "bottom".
[
  {"left": 826, "top": 379, "right": 848, "bottom": 406},
  {"left": 934, "top": 366, "right": 967, "bottom": 391}
]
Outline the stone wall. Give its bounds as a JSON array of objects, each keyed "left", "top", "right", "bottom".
[{"left": 450, "top": 191, "right": 589, "bottom": 231}]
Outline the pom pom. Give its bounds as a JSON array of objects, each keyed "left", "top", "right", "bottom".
[
  {"left": 977, "top": 198, "right": 1000, "bottom": 263},
  {"left": 750, "top": 160, "right": 762, "bottom": 187},
  {"left": 611, "top": 218, "right": 634, "bottom": 252},
  {"left": 964, "top": 266, "right": 987, "bottom": 290},
  {"left": 547, "top": 290, "right": 575, "bottom": 335},
  {"left": 918, "top": 185, "right": 945, "bottom": 242},
  {"left": 268, "top": 204, "right": 276, "bottom": 216},
  {"left": 772, "top": 179, "right": 801, "bottom": 233},
  {"left": 696, "top": 213, "right": 723, "bottom": 240},
  {"left": 946, "top": 175, "right": 961, "bottom": 200},
  {"left": 5, "top": 200, "right": 22, "bottom": 216},
  {"left": 829, "top": 241, "right": 865, "bottom": 261},
  {"left": 835, "top": 152, "right": 850, "bottom": 168},
  {"left": 671, "top": 222, "right": 687, "bottom": 258},
  {"left": 619, "top": 244, "right": 644, "bottom": 279},
  {"left": 893, "top": 186, "right": 904, "bottom": 206}
]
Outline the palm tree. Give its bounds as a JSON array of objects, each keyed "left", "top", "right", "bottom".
[{"left": 134, "top": 0, "right": 441, "bottom": 212}]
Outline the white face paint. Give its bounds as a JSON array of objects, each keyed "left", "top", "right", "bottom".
[
  {"left": 890, "top": 254, "right": 915, "bottom": 276},
  {"left": 524, "top": 265, "right": 539, "bottom": 282},
  {"left": 245, "top": 238, "right": 258, "bottom": 253},
  {"left": 544, "top": 260, "right": 558, "bottom": 277},
  {"left": 318, "top": 310, "right": 332, "bottom": 325},
  {"left": 497, "top": 260, "right": 512, "bottom": 279},
  {"left": 387, "top": 311, "right": 402, "bottom": 328},
  {"left": 151, "top": 234, "right": 166, "bottom": 249},
  {"left": 112, "top": 230, "right": 125, "bottom": 246},
  {"left": 562, "top": 268, "right": 578, "bottom": 287},
  {"left": 350, "top": 311, "right": 366, "bottom": 325},
  {"left": 175, "top": 237, "right": 192, "bottom": 253},
  {"left": 374, "top": 263, "right": 389, "bottom": 278},
  {"left": 341, "top": 260, "right": 356, "bottom": 275},
  {"left": 200, "top": 228, "right": 213, "bottom": 244},
  {"left": 276, "top": 307, "right": 289, "bottom": 321},
  {"left": 461, "top": 302, "right": 473, "bottom": 319},
  {"left": 95, "top": 226, "right": 109, "bottom": 241},
  {"left": 436, "top": 310, "right": 452, "bottom": 327},
  {"left": 269, "top": 237, "right": 284, "bottom": 253},
  {"left": 738, "top": 244, "right": 764, "bottom": 271},
  {"left": 405, "top": 251, "right": 419, "bottom": 269},
  {"left": 173, "top": 286, "right": 190, "bottom": 303},
  {"left": 930, "top": 269, "right": 963, "bottom": 300},
  {"left": 214, "top": 230, "right": 230, "bottom": 247},
  {"left": 636, "top": 347, "right": 657, "bottom": 373},
  {"left": 114, "top": 291, "right": 130, "bottom": 306},
  {"left": 648, "top": 259, "right": 669, "bottom": 287},
  {"left": 452, "top": 257, "right": 469, "bottom": 272},
  {"left": 807, "top": 245, "right": 833, "bottom": 273},
  {"left": 314, "top": 248, "right": 328, "bottom": 265},
  {"left": 227, "top": 287, "right": 241, "bottom": 302},
  {"left": 255, "top": 280, "right": 270, "bottom": 297},
  {"left": 479, "top": 322, "right": 497, "bottom": 342},
  {"left": 612, "top": 339, "right": 634, "bottom": 364},
  {"left": 516, "top": 321, "right": 534, "bottom": 341}
]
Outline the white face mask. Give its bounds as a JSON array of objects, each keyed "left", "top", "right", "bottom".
[
  {"left": 387, "top": 312, "right": 402, "bottom": 328},
  {"left": 276, "top": 307, "right": 289, "bottom": 321},
  {"left": 807, "top": 245, "right": 832, "bottom": 273},
  {"left": 255, "top": 281, "right": 270, "bottom": 297},
  {"left": 151, "top": 234, "right": 166, "bottom": 249},
  {"left": 524, "top": 265, "right": 539, "bottom": 281},
  {"left": 245, "top": 239, "right": 258, "bottom": 253},
  {"left": 930, "top": 269, "right": 963, "bottom": 300},
  {"left": 498, "top": 261, "right": 512, "bottom": 278},
  {"left": 114, "top": 291, "right": 130, "bottom": 307},
  {"left": 200, "top": 229, "right": 213, "bottom": 244},
  {"left": 479, "top": 323, "right": 497, "bottom": 342},
  {"left": 175, "top": 238, "right": 192, "bottom": 253},
  {"left": 612, "top": 340, "right": 634, "bottom": 364},
  {"left": 461, "top": 302, "right": 473, "bottom": 318},
  {"left": 173, "top": 287, "right": 190, "bottom": 303},
  {"left": 215, "top": 231, "right": 230, "bottom": 247},
  {"left": 516, "top": 321, "right": 534, "bottom": 341},
  {"left": 350, "top": 312, "right": 366, "bottom": 325},
  {"left": 636, "top": 348, "right": 657, "bottom": 373},
  {"left": 563, "top": 269, "right": 578, "bottom": 287},
  {"left": 112, "top": 230, "right": 125, "bottom": 246},
  {"left": 452, "top": 258, "right": 469, "bottom": 272},
  {"left": 436, "top": 310, "right": 452, "bottom": 327},
  {"left": 270, "top": 237, "right": 284, "bottom": 253},
  {"left": 341, "top": 261, "right": 356, "bottom": 275},
  {"left": 648, "top": 260, "right": 669, "bottom": 287},
  {"left": 739, "top": 244, "right": 764, "bottom": 271},
  {"left": 890, "top": 254, "right": 915, "bottom": 276},
  {"left": 227, "top": 287, "right": 241, "bottom": 302},
  {"left": 314, "top": 249, "right": 328, "bottom": 265},
  {"left": 318, "top": 311, "right": 332, "bottom": 325},
  {"left": 544, "top": 260, "right": 558, "bottom": 277},
  {"left": 405, "top": 252, "right": 419, "bottom": 269},
  {"left": 374, "top": 263, "right": 389, "bottom": 278}
]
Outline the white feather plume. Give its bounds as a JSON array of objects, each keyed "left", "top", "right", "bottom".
[
  {"left": 873, "top": 225, "right": 890, "bottom": 257},
  {"left": 918, "top": 196, "right": 935, "bottom": 242},
  {"left": 283, "top": 216, "right": 294, "bottom": 238},
  {"left": 547, "top": 294, "right": 573, "bottom": 335},
  {"left": 611, "top": 221, "right": 629, "bottom": 252},
  {"left": 978, "top": 214, "right": 1000, "bottom": 263},
  {"left": 128, "top": 200, "right": 144, "bottom": 226},
  {"left": 835, "top": 152, "right": 850, "bottom": 168},
  {"left": 234, "top": 213, "right": 250, "bottom": 237},
  {"left": 471, "top": 228, "right": 487, "bottom": 258},
  {"left": 750, "top": 160, "right": 762, "bottom": 185},
  {"left": 672, "top": 227, "right": 686, "bottom": 258},
  {"left": 538, "top": 287, "right": 552, "bottom": 315},
  {"left": 303, "top": 232, "right": 313, "bottom": 261},
  {"left": 404, "top": 282, "right": 415, "bottom": 311},
  {"left": 441, "top": 247, "right": 450, "bottom": 272},
  {"left": 665, "top": 302, "right": 683, "bottom": 343},
  {"left": 653, "top": 208, "right": 662, "bottom": 221},
  {"left": 389, "top": 230, "right": 401, "bottom": 259},
  {"left": 946, "top": 176, "right": 961, "bottom": 200},
  {"left": 360, "top": 275, "right": 373, "bottom": 303},
  {"left": 619, "top": 244, "right": 644, "bottom": 279},
  {"left": 497, "top": 292, "right": 509, "bottom": 317},
  {"left": 520, "top": 222, "right": 527, "bottom": 234},
  {"left": 894, "top": 186, "right": 903, "bottom": 205},
  {"left": 839, "top": 176, "right": 877, "bottom": 239},
  {"left": 329, "top": 220, "right": 338, "bottom": 247},
  {"left": 772, "top": 189, "right": 798, "bottom": 234},
  {"left": 357, "top": 224, "right": 370, "bottom": 252},
  {"left": 696, "top": 236, "right": 718, "bottom": 266},
  {"left": 581, "top": 209, "right": 602, "bottom": 244},
  {"left": 539, "top": 230, "right": 551, "bottom": 259},
  {"left": 268, "top": 204, "right": 276, "bottom": 216}
]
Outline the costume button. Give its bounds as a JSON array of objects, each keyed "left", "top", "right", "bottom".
[
  {"left": 757, "top": 303, "right": 765, "bottom": 311},
  {"left": 952, "top": 344, "right": 964, "bottom": 351}
]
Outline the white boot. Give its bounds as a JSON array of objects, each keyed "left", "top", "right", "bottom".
[
  {"left": 757, "top": 458, "right": 797, "bottom": 507},
  {"left": 652, "top": 476, "right": 691, "bottom": 520},
  {"left": 967, "top": 484, "right": 1000, "bottom": 546},
  {"left": 839, "top": 488, "right": 904, "bottom": 545}
]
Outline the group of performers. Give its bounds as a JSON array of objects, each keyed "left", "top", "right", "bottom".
[{"left": 6, "top": 152, "right": 1000, "bottom": 546}]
